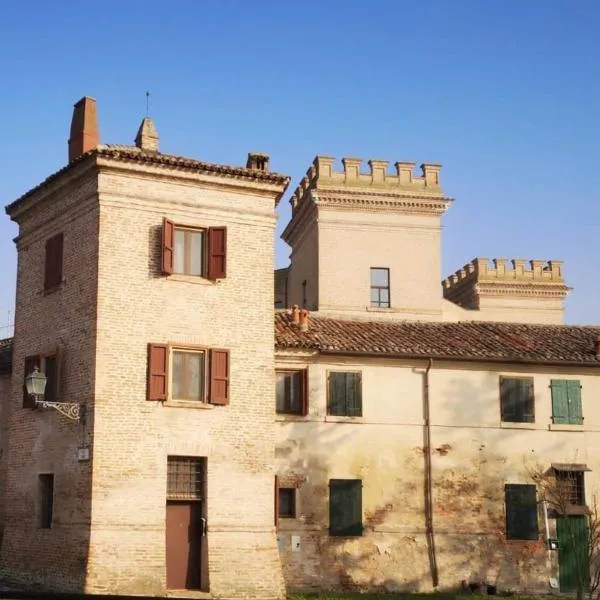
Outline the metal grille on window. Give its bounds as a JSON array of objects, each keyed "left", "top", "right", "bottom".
[{"left": 167, "top": 457, "right": 204, "bottom": 500}]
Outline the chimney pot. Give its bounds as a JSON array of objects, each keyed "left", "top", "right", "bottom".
[
  {"left": 299, "top": 309, "right": 309, "bottom": 332},
  {"left": 246, "top": 152, "right": 270, "bottom": 172},
  {"left": 68, "top": 96, "right": 99, "bottom": 163},
  {"left": 291, "top": 305, "right": 300, "bottom": 325}
]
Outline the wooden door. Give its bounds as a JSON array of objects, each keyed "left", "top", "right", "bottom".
[
  {"left": 166, "top": 502, "right": 204, "bottom": 590},
  {"left": 557, "top": 516, "right": 589, "bottom": 593}
]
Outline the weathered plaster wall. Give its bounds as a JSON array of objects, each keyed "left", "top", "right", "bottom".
[{"left": 275, "top": 354, "right": 600, "bottom": 593}]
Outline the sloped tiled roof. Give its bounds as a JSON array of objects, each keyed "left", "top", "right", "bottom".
[
  {"left": 0, "top": 338, "right": 12, "bottom": 375},
  {"left": 275, "top": 313, "right": 600, "bottom": 367},
  {"left": 6, "top": 145, "right": 290, "bottom": 213}
]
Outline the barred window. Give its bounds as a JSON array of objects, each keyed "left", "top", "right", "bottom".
[{"left": 167, "top": 457, "right": 205, "bottom": 500}]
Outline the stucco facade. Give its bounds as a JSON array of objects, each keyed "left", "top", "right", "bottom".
[{"left": 274, "top": 349, "right": 600, "bottom": 592}]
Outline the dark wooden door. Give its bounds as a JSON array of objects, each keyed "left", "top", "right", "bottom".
[
  {"left": 166, "top": 502, "right": 204, "bottom": 590},
  {"left": 557, "top": 516, "right": 589, "bottom": 593}
]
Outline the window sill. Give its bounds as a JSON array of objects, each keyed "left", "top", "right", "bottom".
[
  {"left": 276, "top": 414, "right": 308, "bottom": 422},
  {"left": 43, "top": 282, "right": 64, "bottom": 295},
  {"left": 167, "top": 274, "right": 215, "bottom": 285},
  {"left": 325, "top": 415, "right": 363, "bottom": 423},
  {"left": 548, "top": 423, "right": 585, "bottom": 432},
  {"left": 499, "top": 421, "right": 537, "bottom": 430},
  {"left": 164, "top": 399, "right": 215, "bottom": 410},
  {"left": 366, "top": 306, "right": 394, "bottom": 313}
]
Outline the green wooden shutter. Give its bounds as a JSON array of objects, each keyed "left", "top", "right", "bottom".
[
  {"left": 345, "top": 373, "right": 362, "bottom": 417},
  {"left": 566, "top": 380, "right": 583, "bottom": 425},
  {"left": 520, "top": 379, "right": 535, "bottom": 423},
  {"left": 500, "top": 378, "right": 516, "bottom": 421},
  {"left": 328, "top": 373, "right": 345, "bottom": 416},
  {"left": 505, "top": 484, "right": 538, "bottom": 540},
  {"left": 551, "top": 380, "right": 570, "bottom": 424},
  {"left": 329, "top": 479, "right": 363, "bottom": 536}
]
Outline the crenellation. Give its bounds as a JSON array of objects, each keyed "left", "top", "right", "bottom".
[{"left": 288, "top": 155, "right": 448, "bottom": 216}]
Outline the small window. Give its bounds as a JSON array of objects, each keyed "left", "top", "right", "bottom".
[
  {"left": 505, "top": 483, "right": 538, "bottom": 540},
  {"left": 500, "top": 377, "right": 534, "bottom": 423},
  {"left": 162, "top": 219, "right": 226, "bottom": 280},
  {"left": 329, "top": 479, "right": 362, "bottom": 536},
  {"left": 147, "top": 344, "right": 230, "bottom": 405},
  {"left": 172, "top": 350, "right": 205, "bottom": 401},
  {"left": 556, "top": 470, "right": 585, "bottom": 506},
  {"left": 167, "top": 457, "right": 205, "bottom": 501},
  {"left": 39, "top": 474, "right": 54, "bottom": 529},
  {"left": 44, "top": 233, "right": 64, "bottom": 290},
  {"left": 328, "top": 372, "right": 362, "bottom": 417},
  {"left": 276, "top": 370, "right": 307, "bottom": 415},
  {"left": 370, "top": 267, "right": 390, "bottom": 308},
  {"left": 278, "top": 488, "right": 296, "bottom": 518},
  {"left": 43, "top": 355, "right": 58, "bottom": 404},
  {"left": 551, "top": 380, "right": 583, "bottom": 425}
]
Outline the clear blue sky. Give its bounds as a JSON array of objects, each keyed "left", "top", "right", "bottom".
[{"left": 1, "top": 0, "right": 599, "bottom": 327}]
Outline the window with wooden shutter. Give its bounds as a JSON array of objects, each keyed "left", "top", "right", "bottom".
[
  {"left": 276, "top": 369, "right": 307, "bottom": 415},
  {"left": 274, "top": 475, "right": 279, "bottom": 530},
  {"left": 329, "top": 479, "right": 363, "bottom": 536},
  {"left": 43, "top": 354, "right": 59, "bottom": 404},
  {"left": 500, "top": 377, "right": 534, "bottom": 423},
  {"left": 209, "top": 348, "right": 229, "bottom": 405},
  {"left": 147, "top": 344, "right": 168, "bottom": 401},
  {"left": 23, "top": 355, "right": 41, "bottom": 408},
  {"left": 505, "top": 483, "right": 538, "bottom": 540},
  {"left": 328, "top": 372, "right": 362, "bottom": 417},
  {"left": 44, "top": 233, "right": 64, "bottom": 290},
  {"left": 207, "top": 227, "right": 227, "bottom": 280},
  {"left": 161, "top": 218, "right": 175, "bottom": 275},
  {"left": 551, "top": 380, "right": 583, "bottom": 425}
]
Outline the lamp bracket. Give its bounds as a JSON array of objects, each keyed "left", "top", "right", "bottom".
[{"left": 35, "top": 399, "right": 81, "bottom": 421}]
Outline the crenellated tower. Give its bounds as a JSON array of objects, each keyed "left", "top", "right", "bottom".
[{"left": 282, "top": 155, "right": 453, "bottom": 320}]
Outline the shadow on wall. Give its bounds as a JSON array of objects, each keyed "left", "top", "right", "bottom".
[{"left": 277, "top": 364, "right": 565, "bottom": 593}]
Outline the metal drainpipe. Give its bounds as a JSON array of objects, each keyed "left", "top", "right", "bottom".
[{"left": 423, "top": 358, "right": 439, "bottom": 588}]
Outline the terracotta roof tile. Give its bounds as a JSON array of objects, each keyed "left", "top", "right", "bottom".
[
  {"left": 0, "top": 337, "right": 12, "bottom": 375},
  {"left": 6, "top": 145, "right": 290, "bottom": 213},
  {"left": 275, "top": 313, "right": 600, "bottom": 367}
]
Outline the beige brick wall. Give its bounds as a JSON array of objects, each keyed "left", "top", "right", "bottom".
[
  {"left": 86, "top": 165, "right": 285, "bottom": 598},
  {"left": 275, "top": 353, "right": 600, "bottom": 593},
  {"left": 0, "top": 163, "right": 99, "bottom": 591}
]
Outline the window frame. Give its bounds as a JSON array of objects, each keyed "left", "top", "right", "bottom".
[
  {"left": 327, "top": 371, "right": 362, "bottom": 417},
  {"left": 167, "top": 456, "right": 206, "bottom": 501},
  {"left": 499, "top": 376, "right": 535, "bottom": 423},
  {"left": 370, "top": 267, "right": 390, "bottom": 308},
  {"left": 22, "top": 350, "right": 61, "bottom": 409},
  {"left": 329, "top": 478, "right": 363, "bottom": 537},
  {"left": 276, "top": 369, "right": 308, "bottom": 416},
  {"left": 278, "top": 488, "right": 297, "bottom": 519},
  {"left": 39, "top": 473, "right": 54, "bottom": 529},
  {"left": 555, "top": 470, "right": 586, "bottom": 507},
  {"left": 173, "top": 226, "right": 205, "bottom": 277},
  {"left": 170, "top": 347, "right": 207, "bottom": 402}
]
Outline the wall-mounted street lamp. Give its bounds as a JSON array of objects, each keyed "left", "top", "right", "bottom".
[{"left": 25, "top": 366, "right": 81, "bottom": 421}]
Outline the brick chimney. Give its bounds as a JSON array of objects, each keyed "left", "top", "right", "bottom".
[
  {"left": 246, "top": 152, "right": 270, "bottom": 172},
  {"left": 68, "top": 97, "right": 99, "bottom": 163}
]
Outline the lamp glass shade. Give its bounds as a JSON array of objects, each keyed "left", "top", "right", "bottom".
[{"left": 25, "top": 367, "right": 47, "bottom": 397}]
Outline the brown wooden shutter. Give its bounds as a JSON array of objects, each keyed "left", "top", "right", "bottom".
[
  {"left": 44, "top": 233, "right": 64, "bottom": 290},
  {"left": 23, "top": 355, "right": 41, "bottom": 408},
  {"left": 162, "top": 218, "right": 175, "bottom": 275},
  {"left": 147, "top": 344, "right": 168, "bottom": 401},
  {"left": 274, "top": 475, "right": 280, "bottom": 530},
  {"left": 207, "top": 227, "right": 227, "bottom": 280},
  {"left": 209, "top": 348, "right": 229, "bottom": 405},
  {"left": 301, "top": 369, "right": 308, "bottom": 416}
]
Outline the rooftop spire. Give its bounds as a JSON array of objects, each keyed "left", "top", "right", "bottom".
[{"left": 135, "top": 116, "right": 159, "bottom": 152}]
